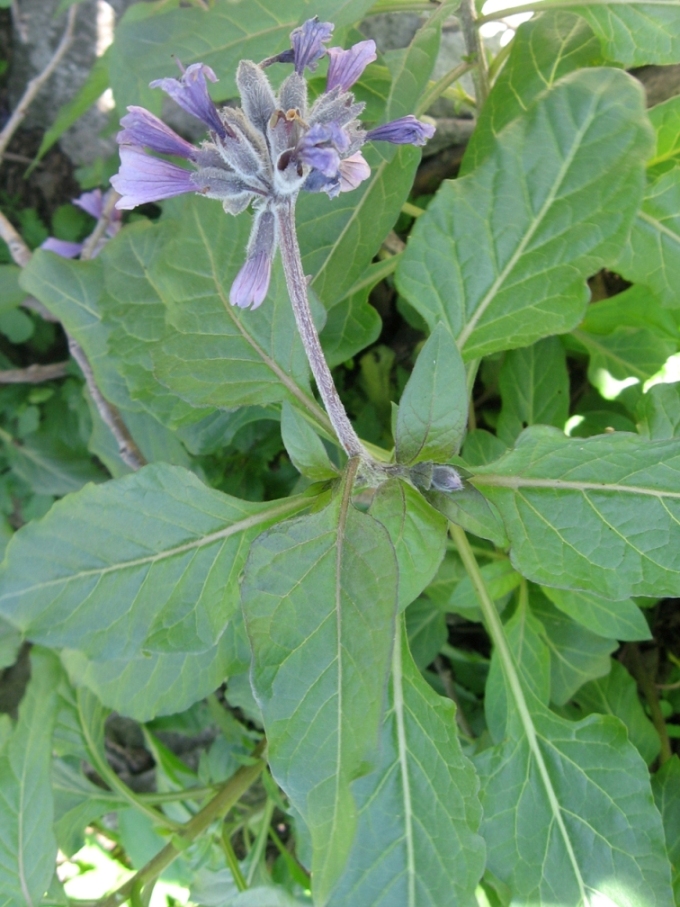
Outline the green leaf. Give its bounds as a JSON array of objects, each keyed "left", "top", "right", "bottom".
[
  {"left": 0, "top": 618, "right": 21, "bottom": 671},
  {"left": 298, "top": 145, "right": 420, "bottom": 307},
  {"left": 471, "top": 426, "right": 680, "bottom": 599},
  {"left": 61, "top": 620, "right": 247, "bottom": 722},
  {"left": 531, "top": 591, "right": 616, "bottom": 705},
  {"left": 109, "top": 0, "right": 378, "bottom": 114},
  {"left": 0, "top": 265, "right": 25, "bottom": 314},
  {"left": 638, "top": 382, "right": 680, "bottom": 439},
  {"left": 369, "top": 478, "right": 448, "bottom": 610},
  {"left": 0, "top": 464, "right": 308, "bottom": 660},
  {"left": 615, "top": 169, "right": 680, "bottom": 308},
  {"left": 574, "top": 1, "right": 680, "bottom": 66},
  {"left": 327, "top": 619, "right": 485, "bottom": 907},
  {"left": 405, "top": 597, "right": 447, "bottom": 670},
  {"left": 461, "top": 429, "right": 508, "bottom": 467},
  {"left": 320, "top": 286, "right": 381, "bottom": 369},
  {"left": 574, "top": 660, "right": 660, "bottom": 766},
  {"left": 448, "top": 560, "right": 520, "bottom": 621},
  {"left": 397, "top": 69, "right": 653, "bottom": 359},
  {"left": 476, "top": 699, "right": 673, "bottom": 904},
  {"left": 577, "top": 325, "right": 676, "bottom": 387},
  {"left": 0, "top": 648, "right": 60, "bottom": 906},
  {"left": 463, "top": 10, "right": 603, "bottom": 172},
  {"left": 497, "top": 338, "right": 569, "bottom": 445},
  {"left": 383, "top": 0, "right": 454, "bottom": 121},
  {"left": 52, "top": 758, "right": 122, "bottom": 857},
  {"left": 281, "top": 401, "right": 337, "bottom": 482},
  {"left": 652, "top": 756, "right": 680, "bottom": 898},
  {"left": 1, "top": 429, "right": 104, "bottom": 497},
  {"left": 543, "top": 586, "right": 651, "bottom": 641},
  {"left": 648, "top": 96, "right": 680, "bottom": 176},
  {"left": 395, "top": 324, "right": 467, "bottom": 465},
  {"left": 425, "top": 484, "right": 509, "bottom": 548},
  {"left": 242, "top": 477, "right": 398, "bottom": 904},
  {"left": 580, "top": 284, "right": 678, "bottom": 340}
]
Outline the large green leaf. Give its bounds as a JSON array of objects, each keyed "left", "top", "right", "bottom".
[
  {"left": 574, "top": 660, "right": 660, "bottom": 766},
  {"left": 242, "top": 477, "right": 398, "bottom": 904},
  {"left": 574, "top": 1, "right": 680, "bottom": 66},
  {"left": 471, "top": 426, "right": 680, "bottom": 599},
  {"left": 543, "top": 585, "right": 650, "bottom": 641},
  {"left": 615, "top": 169, "right": 680, "bottom": 308},
  {"left": 395, "top": 323, "right": 467, "bottom": 465},
  {"left": 0, "top": 649, "right": 60, "bottom": 907},
  {"left": 0, "top": 464, "right": 307, "bottom": 660},
  {"left": 327, "top": 619, "right": 485, "bottom": 907},
  {"left": 497, "top": 337, "right": 569, "bottom": 445},
  {"left": 109, "top": 0, "right": 379, "bottom": 114},
  {"left": 463, "top": 10, "right": 602, "bottom": 172},
  {"left": 477, "top": 699, "right": 672, "bottom": 903},
  {"left": 397, "top": 69, "right": 653, "bottom": 360}
]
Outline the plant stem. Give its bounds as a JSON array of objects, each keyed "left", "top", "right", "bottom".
[
  {"left": 458, "top": 0, "right": 489, "bottom": 107},
  {"left": 276, "top": 200, "right": 369, "bottom": 462},
  {"left": 96, "top": 746, "right": 266, "bottom": 907},
  {"left": 627, "top": 644, "right": 673, "bottom": 765},
  {"left": 221, "top": 830, "right": 248, "bottom": 891},
  {"left": 416, "top": 61, "right": 475, "bottom": 116}
]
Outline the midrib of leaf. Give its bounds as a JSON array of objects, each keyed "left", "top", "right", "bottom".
[
  {"left": 451, "top": 524, "right": 589, "bottom": 901},
  {"left": 473, "top": 474, "right": 680, "bottom": 500},
  {"left": 392, "top": 617, "right": 416, "bottom": 906},
  {"left": 17, "top": 724, "right": 34, "bottom": 907},
  {"left": 0, "top": 495, "right": 306, "bottom": 602},
  {"left": 637, "top": 209, "right": 680, "bottom": 245},
  {"left": 457, "top": 94, "right": 596, "bottom": 350}
]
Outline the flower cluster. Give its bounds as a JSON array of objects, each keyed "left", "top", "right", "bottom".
[{"left": 111, "top": 18, "right": 435, "bottom": 310}]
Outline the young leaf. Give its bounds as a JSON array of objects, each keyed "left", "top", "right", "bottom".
[
  {"left": 573, "top": 2, "right": 680, "bottom": 66},
  {"left": 542, "top": 586, "right": 651, "bottom": 641},
  {"left": 0, "top": 648, "right": 61, "bottom": 906},
  {"left": 397, "top": 69, "right": 653, "bottom": 359},
  {"left": 426, "top": 484, "right": 509, "bottom": 548},
  {"left": 369, "top": 478, "right": 448, "bottom": 610},
  {"left": 326, "top": 619, "right": 485, "bottom": 907},
  {"left": 280, "top": 401, "right": 337, "bottom": 482},
  {"left": 471, "top": 426, "right": 680, "bottom": 599},
  {"left": 0, "top": 464, "right": 308, "bottom": 660},
  {"left": 395, "top": 323, "right": 467, "bottom": 465},
  {"left": 575, "top": 660, "right": 660, "bottom": 766},
  {"left": 242, "top": 475, "right": 398, "bottom": 904},
  {"left": 497, "top": 337, "right": 569, "bottom": 445}
]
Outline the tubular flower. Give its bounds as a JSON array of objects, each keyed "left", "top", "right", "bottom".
[{"left": 111, "top": 18, "right": 435, "bottom": 309}]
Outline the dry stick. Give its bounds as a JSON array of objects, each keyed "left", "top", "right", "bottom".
[
  {"left": 0, "top": 5, "right": 78, "bottom": 163},
  {"left": 80, "top": 190, "right": 121, "bottom": 259},
  {"left": 0, "top": 361, "right": 70, "bottom": 383},
  {"left": 97, "top": 746, "right": 266, "bottom": 907},
  {"left": 0, "top": 209, "right": 147, "bottom": 471},
  {"left": 457, "top": 0, "right": 490, "bottom": 108}
]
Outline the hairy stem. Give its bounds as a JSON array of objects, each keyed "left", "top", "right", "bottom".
[{"left": 276, "top": 200, "right": 368, "bottom": 461}]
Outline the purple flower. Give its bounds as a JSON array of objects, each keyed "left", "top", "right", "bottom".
[
  {"left": 118, "top": 106, "right": 198, "bottom": 159},
  {"left": 111, "top": 145, "right": 196, "bottom": 209},
  {"left": 230, "top": 210, "right": 276, "bottom": 309},
  {"left": 326, "top": 40, "right": 376, "bottom": 92},
  {"left": 41, "top": 238, "right": 84, "bottom": 258},
  {"left": 366, "top": 115, "right": 436, "bottom": 146},
  {"left": 338, "top": 152, "right": 370, "bottom": 192},
  {"left": 290, "top": 18, "right": 333, "bottom": 75},
  {"left": 41, "top": 190, "right": 122, "bottom": 259},
  {"left": 150, "top": 62, "right": 226, "bottom": 139},
  {"left": 296, "top": 122, "right": 349, "bottom": 177}
]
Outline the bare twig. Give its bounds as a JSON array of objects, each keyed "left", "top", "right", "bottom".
[
  {"left": 0, "top": 208, "right": 32, "bottom": 268},
  {"left": 0, "top": 361, "right": 70, "bottom": 383},
  {"left": 10, "top": 0, "right": 29, "bottom": 44},
  {"left": 20, "top": 295, "right": 59, "bottom": 322},
  {"left": 0, "top": 5, "right": 78, "bottom": 163}
]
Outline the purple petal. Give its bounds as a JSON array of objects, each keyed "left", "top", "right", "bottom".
[
  {"left": 326, "top": 40, "right": 377, "bottom": 92},
  {"left": 150, "top": 62, "right": 226, "bottom": 138},
  {"left": 229, "top": 251, "right": 272, "bottom": 309},
  {"left": 111, "top": 146, "right": 196, "bottom": 210},
  {"left": 366, "top": 115, "right": 435, "bottom": 146},
  {"left": 290, "top": 18, "right": 333, "bottom": 75},
  {"left": 41, "top": 238, "right": 84, "bottom": 258},
  {"left": 72, "top": 189, "right": 104, "bottom": 220},
  {"left": 297, "top": 122, "right": 348, "bottom": 176},
  {"left": 118, "top": 106, "right": 198, "bottom": 159},
  {"left": 338, "top": 151, "right": 370, "bottom": 192},
  {"left": 430, "top": 465, "right": 463, "bottom": 493},
  {"left": 302, "top": 169, "right": 341, "bottom": 198}
]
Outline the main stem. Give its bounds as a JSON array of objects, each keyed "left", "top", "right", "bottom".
[{"left": 276, "top": 199, "right": 368, "bottom": 461}]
